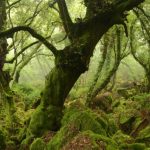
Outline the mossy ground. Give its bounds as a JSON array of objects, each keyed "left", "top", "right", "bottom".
[{"left": 0, "top": 92, "right": 150, "bottom": 150}]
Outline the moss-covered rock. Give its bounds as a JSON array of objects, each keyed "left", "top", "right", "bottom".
[
  {"left": 62, "top": 131, "right": 119, "bottom": 150},
  {"left": 62, "top": 102, "right": 108, "bottom": 132},
  {"left": 30, "top": 138, "right": 46, "bottom": 150},
  {"left": 28, "top": 104, "right": 62, "bottom": 136},
  {"left": 47, "top": 105, "right": 108, "bottom": 149}
]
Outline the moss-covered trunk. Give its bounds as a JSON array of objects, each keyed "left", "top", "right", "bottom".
[
  {"left": 28, "top": 49, "right": 88, "bottom": 136},
  {"left": 0, "top": 0, "right": 15, "bottom": 132},
  {"left": 28, "top": 23, "right": 112, "bottom": 136}
]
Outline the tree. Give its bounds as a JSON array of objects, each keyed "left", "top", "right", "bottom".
[
  {"left": 0, "top": 0, "right": 9, "bottom": 93},
  {"left": 0, "top": 0, "right": 145, "bottom": 137},
  {"left": 86, "top": 26, "right": 130, "bottom": 105},
  {"left": 130, "top": 6, "right": 150, "bottom": 92}
]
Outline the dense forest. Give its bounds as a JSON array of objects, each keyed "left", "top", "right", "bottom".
[{"left": 0, "top": 0, "right": 150, "bottom": 149}]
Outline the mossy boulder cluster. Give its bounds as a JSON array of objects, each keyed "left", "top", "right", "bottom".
[{"left": 28, "top": 95, "right": 150, "bottom": 150}]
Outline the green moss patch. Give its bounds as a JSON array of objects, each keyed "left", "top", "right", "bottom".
[{"left": 47, "top": 104, "right": 109, "bottom": 149}]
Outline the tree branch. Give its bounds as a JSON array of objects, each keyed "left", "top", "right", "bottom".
[
  {"left": 0, "top": 26, "right": 58, "bottom": 56},
  {"left": 57, "top": 0, "right": 74, "bottom": 40},
  {"left": 5, "top": 40, "right": 39, "bottom": 63},
  {"left": 114, "top": 0, "right": 145, "bottom": 12},
  {"left": 6, "top": 0, "right": 22, "bottom": 9}
]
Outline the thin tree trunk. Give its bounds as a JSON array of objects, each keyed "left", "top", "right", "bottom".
[
  {"left": 86, "top": 35, "right": 108, "bottom": 106},
  {"left": 86, "top": 27, "right": 121, "bottom": 105}
]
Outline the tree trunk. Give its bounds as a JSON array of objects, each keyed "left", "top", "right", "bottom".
[
  {"left": 0, "top": 0, "right": 16, "bottom": 132},
  {"left": 28, "top": 47, "right": 88, "bottom": 136},
  {"left": 27, "top": 17, "right": 114, "bottom": 137},
  {"left": 86, "top": 27, "right": 121, "bottom": 105}
]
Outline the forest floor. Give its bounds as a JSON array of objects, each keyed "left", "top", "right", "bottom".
[{"left": 0, "top": 86, "right": 150, "bottom": 150}]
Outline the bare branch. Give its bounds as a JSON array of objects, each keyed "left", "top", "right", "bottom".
[
  {"left": 6, "top": 40, "right": 39, "bottom": 63},
  {"left": 24, "top": 0, "right": 43, "bottom": 25},
  {"left": 6, "top": 0, "right": 22, "bottom": 9},
  {"left": 114, "top": 0, "right": 145, "bottom": 12},
  {"left": 0, "top": 26, "right": 58, "bottom": 56}
]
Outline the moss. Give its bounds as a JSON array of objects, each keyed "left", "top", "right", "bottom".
[
  {"left": 20, "top": 135, "right": 34, "bottom": 150},
  {"left": 0, "top": 130, "right": 6, "bottom": 150},
  {"left": 131, "top": 93, "right": 150, "bottom": 110},
  {"left": 62, "top": 105, "right": 107, "bottom": 135},
  {"left": 47, "top": 106, "right": 108, "bottom": 149},
  {"left": 136, "top": 126, "right": 150, "bottom": 146},
  {"left": 62, "top": 131, "right": 119, "bottom": 150},
  {"left": 120, "top": 143, "right": 146, "bottom": 150},
  {"left": 47, "top": 122, "right": 79, "bottom": 150},
  {"left": 107, "top": 117, "right": 118, "bottom": 135},
  {"left": 28, "top": 104, "right": 62, "bottom": 136},
  {"left": 30, "top": 138, "right": 46, "bottom": 150},
  {"left": 62, "top": 102, "right": 108, "bottom": 132},
  {"left": 6, "top": 141, "right": 16, "bottom": 150},
  {"left": 112, "top": 130, "right": 133, "bottom": 145}
]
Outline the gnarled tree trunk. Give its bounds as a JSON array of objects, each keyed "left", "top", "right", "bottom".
[{"left": 27, "top": 0, "right": 145, "bottom": 137}]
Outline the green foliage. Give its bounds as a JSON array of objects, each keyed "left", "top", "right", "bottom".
[
  {"left": 131, "top": 93, "right": 150, "bottom": 110},
  {"left": 136, "top": 126, "right": 150, "bottom": 146},
  {"left": 62, "top": 130, "right": 119, "bottom": 150},
  {"left": 12, "top": 83, "right": 41, "bottom": 109},
  {"left": 68, "top": 86, "right": 88, "bottom": 101},
  {"left": 30, "top": 138, "right": 46, "bottom": 150},
  {"left": 112, "top": 130, "right": 133, "bottom": 145},
  {"left": 120, "top": 143, "right": 146, "bottom": 150}
]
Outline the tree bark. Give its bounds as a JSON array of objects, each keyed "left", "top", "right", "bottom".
[{"left": 0, "top": 0, "right": 7, "bottom": 70}]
